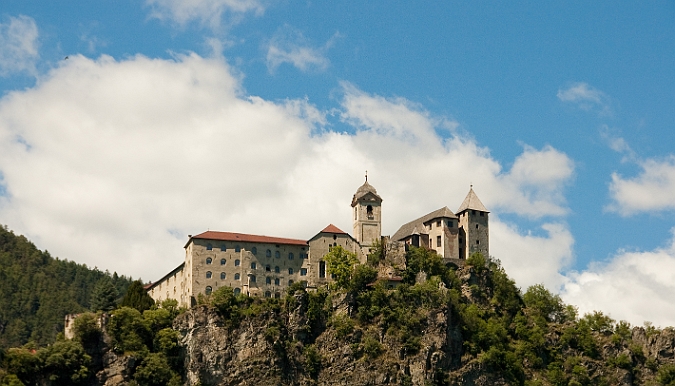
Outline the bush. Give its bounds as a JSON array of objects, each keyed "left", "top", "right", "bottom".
[
  {"left": 657, "top": 363, "right": 675, "bottom": 385},
  {"left": 303, "top": 345, "right": 322, "bottom": 379},
  {"left": 133, "top": 353, "right": 178, "bottom": 386}
]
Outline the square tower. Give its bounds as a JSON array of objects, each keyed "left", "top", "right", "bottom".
[
  {"left": 351, "top": 178, "right": 382, "bottom": 247},
  {"left": 457, "top": 187, "right": 489, "bottom": 259}
]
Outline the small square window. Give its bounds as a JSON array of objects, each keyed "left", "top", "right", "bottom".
[
  {"left": 274, "top": 278, "right": 280, "bottom": 285},
  {"left": 235, "top": 259, "right": 240, "bottom": 266},
  {"left": 300, "top": 268, "right": 307, "bottom": 276},
  {"left": 436, "top": 220, "right": 441, "bottom": 227},
  {"left": 251, "top": 262, "right": 257, "bottom": 269}
]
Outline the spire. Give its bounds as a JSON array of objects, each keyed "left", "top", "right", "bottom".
[{"left": 457, "top": 186, "right": 489, "bottom": 213}]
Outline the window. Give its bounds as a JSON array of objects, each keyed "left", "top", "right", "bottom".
[
  {"left": 265, "top": 291, "right": 271, "bottom": 298},
  {"left": 319, "top": 261, "right": 326, "bottom": 278},
  {"left": 234, "top": 273, "right": 240, "bottom": 280},
  {"left": 252, "top": 247, "right": 257, "bottom": 255},
  {"left": 220, "top": 272, "right": 226, "bottom": 280},
  {"left": 274, "top": 278, "right": 280, "bottom": 285},
  {"left": 274, "top": 292, "right": 281, "bottom": 299},
  {"left": 480, "top": 212, "right": 484, "bottom": 217},
  {"left": 288, "top": 252, "right": 294, "bottom": 260},
  {"left": 274, "top": 266, "right": 280, "bottom": 273},
  {"left": 250, "top": 275, "right": 256, "bottom": 283},
  {"left": 220, "top": 258, "right": 226, "bottom": 265},
  {"left": 234, "top": 288, "right": 241, "bottom": 295},
  {"left": 251, "top": 262, "right": 257, "bottom": 269},
  {"left": 205, "top": 286, "right": 212, "bottom": 295},
  {"left": 206, "top": 257, "right": 212, "bottom": 265},
  {"left": 275, "top": 251, "right": 280, "bottom": 258},
  {"left": 367, "top": 204, "right": 373, "bottom": 218},
  {"left": 288, "top": 280, "right": 294, "bottom": 285},
  {"left": 221, "top": 244, "right": 226, "bottom": 251},
  {"left": 333, "top": 234, "right": 337, "bottom": 240},
  {"left": 266, "top": 249, "right": 272, "bottom": 258},
  {"left": 288, "top": 268, "right": 294, "bottom": 274},
  {"left": 206, "top": 271, "right": 212, "bottom": 279},
  {"left": 206, "top": 243, "right": 212, "bottom": 251},
  {"left": 265, "top": 265, "right": 271, "bottom": 272},
  {"left": 436, "top": 220, "right": 441, "bottom": 227},
  {"left": 476, "top": 240, "right": 480, "bottom": 245},
  {"left": 300, "top": 268, "right": 307, "bottom": 276},
  {"left": 437, "top": 236, "right": 441, "bottom": 247},
  {"left": 476, "top": 224, "right": 479, "bottom": 229},
  {"left": 235, "top": 259, "right": 240, "bottom": 266},
  {"left": 472, "top": 210, "right": 476, "bottom": 215},
  {"left": 235, "top": 245, "right": 241, "bottom": 252},
  {"left": 266, "top": 277, "right": 271, "bottom": 285},
  {"left": 447, "top": 220, "right": 453, "bottom": 227}
]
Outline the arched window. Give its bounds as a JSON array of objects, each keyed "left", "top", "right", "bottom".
[
  {"left": 220, "top": 258, "right": 226, "bottom": 265},
  {"left": 274, "top": 278, "right": 280, "bottom": 285},
  {"left": 367, "top": 205, "right": 373, "bottom": 218},
  {"left": 221, "top": 244, "right": 226, "bottom": 251},
  {"left": 288, "top": 268, "right": 294, "bottom": 274},
  {"left": 265, "top": 291, "right": 271, "bottom": 298},
  {"left": 220, "top": 272, "right": 226, "bottom": 280},
  {"left": 274, "top": 266, "right": 280, "bottom": 273},
  {"left": 235, "top": 259, "right": 240, "bottom": 266},
  {"left": 205, "top": 286, "right": 212, "bottom": 295},
  {"left": 265, "top": 265, "right": 271, "bottom": 272},
  {"left": 234, "top": 273, "right": 240, "bottom": 280},
  {"left": 234, "top": 288, "right": 241, "bottom": 295},
  {"left": 274, "top": 292, "right": 281, "bottom": 299},
  {"left": 275, "top": 251, "right": 280, "bottom": 258},
  {"left": 206, "top": 243, "right": 213, "bottom": 251},
  {"left": 288, "top": 252, "right": 294, "bottom": 260},
  {"left": 250, "top": 275, "right": 256, "bottom": 283},
  {"left": 206, "top": 257, "right": 212, "bottom": 265},
  {"left": 266, "top": 277, "right": 272, "bottom": 285},
  {"left": 252, "top": 247, "right": 257, "bottom": 255},
  {"left": 266, "top": 249, "right": 272, "bottom": 258},
  {"left": 235, "top": 245, "right": 241, "bottom": 252},
  {"left": 251, "top": 262, "right": 257, "bottom": 269},
  {"left": 206, "top": 271, "right": 212, "bottom": 279}
]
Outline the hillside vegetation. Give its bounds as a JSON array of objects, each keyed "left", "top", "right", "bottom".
[
  {"left": 2, "top": 236, "right": 675, "bottom": 385},
  {"left": 0, "top": 225, "right": 134, "bottom": 350}
]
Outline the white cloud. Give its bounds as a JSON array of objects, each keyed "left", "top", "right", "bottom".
[
  {"left": 0, "top": 53, "right": 574, "bottom": 284},
  {"left": 561, "top": 230, "right": 675, "bottom": 327},
  {"left": 608, "top": 156, "right": 675, "bottom": 215},
  {"left": 557, "top": 82, "right": 611, "bottom": 115},
  {"left": 146, "top": 0, "right": 264, "bottom": 30},
  {"left": 491, "top": 220, "right": 574, "bottom": 291},
  {"left": 266, "top": 27, "right": 332, "bottom": 73},
  {"left": 0, "top": 15, "right": 39, "bottom": 77}
]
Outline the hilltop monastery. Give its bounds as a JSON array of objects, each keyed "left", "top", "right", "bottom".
[{"left": 147, "top": 179, "right": 489, "bottom": 307}]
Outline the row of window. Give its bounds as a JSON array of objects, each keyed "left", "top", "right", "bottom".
[
  {"left": 204, "top": 268, "right": 307, "bottom": 280},
  {"left": 205, "top": 244, "right": 308, "bottom": 259},
  {"left": 204, "top": 255, "right": 308, "bottom": 266},
  {"left": 205, "top": 286, "right": 241, "bottom": 295}
]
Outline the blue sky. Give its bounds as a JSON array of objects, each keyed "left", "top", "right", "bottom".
[{"left": 1, "top": 1, "right": 674, "bottom": 325}]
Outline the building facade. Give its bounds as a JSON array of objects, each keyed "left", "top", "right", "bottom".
[{"left": 147, "top": 180, "right": 488, "bottom": 307}]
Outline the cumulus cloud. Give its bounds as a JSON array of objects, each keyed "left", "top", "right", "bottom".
[
  {"left": 557, "top": 82, "right": 611, "bottom": 115},
  {"left": 491, "top": 220, "right": 574, "bottom": 291},
  {"left": 0, "top": 53, "right": 575, "bottom": 283},
  {"left": 0, "top": 15, "right": 39, "bottom": 77},
  {"left": 266, "top": 27, "right": 333, "bottom": 73},
  {"left": 146, "top": 0, "right": 264, "bottom": 29},
  {"left": 561, "top": 230, "right": 675, "bottom": 326},
  {"left": 608, "top": 156, "right": 675, "bottom": 215}
]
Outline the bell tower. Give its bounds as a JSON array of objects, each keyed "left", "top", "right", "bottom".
[{"left": 351, "top": 173, "right": 382, "bottom": 247}]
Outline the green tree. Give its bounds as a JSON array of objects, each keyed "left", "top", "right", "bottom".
[
  {"left": 107, "top": 307, "right": 151, "bottom": 354},
  {"left": 133, "top": 352, "right": 180, "bottom": 386},
  {"left": 90, "top": 276, "right": 118, "bottom": 311},
  {"left": 523, "top": 284, "right": 567, "bottom": 325},
  {"left": 119, "top": 281, "right": 154, "bottom": 313},
  {"left": 323, "top": 246, "right": 358, "bottom": 290},
  {"left": 72, "top": 313, "right": 102, "bottom": 351},
  {"left": 38, "top": 339, "right": 90, "bottom": 386}
]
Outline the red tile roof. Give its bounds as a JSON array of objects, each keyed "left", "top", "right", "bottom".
[
  {"left": 320, "top": 224, "right": 347, "bottom": 234},
  {"left": 189, "top": 231, "right": 308, "bottom": 247}
]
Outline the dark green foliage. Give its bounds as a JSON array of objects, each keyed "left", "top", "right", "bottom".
[
  {"left": 90, "top": 276, "right": 119, "bottom": 312},
  {"left": 133, "top": 352, "right": 181, "bottom": 386},
  {"left": 38, "top": 339, "right": 91, "bottom": 385},
  {"left": 119, "top": 281, "right": 154, "bottom": 313},
  {"left": 523, "top": 284, "right": 567, "bottom": 325},
  {"left": 0, "top": 225, "right": 134, "bottom": 349},
  {"left": 658, "top": 364, "right": 675, "bottom": 385},
  {"left": 303, "top": 344, "right": 322, "bottom": 379},
  {"left": 107, "top": 307, "right": 152, "bottom": 354},
  {"left": 323, "top": 246, "right": 358, "bottom": 290},
  {"left": 72, "top": 312, "right": 102, "bottom": 350}
]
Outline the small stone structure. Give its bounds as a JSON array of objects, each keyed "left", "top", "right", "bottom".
[{"left": 147, "top": 177, "right": 489, "bottom": 307}]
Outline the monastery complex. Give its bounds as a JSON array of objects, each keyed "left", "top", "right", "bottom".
[{"left": 147, "top": 179, "right": 490, "bottom": 307}]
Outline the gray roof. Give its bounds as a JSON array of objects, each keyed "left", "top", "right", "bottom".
[
  {"left": 351, "top": 180, "right": 382, "bottom": 206},
  {"left": 457, "top": 187, "right": 489, "bottom": 213},
  {"left": 392, "top": 206, "right": 457, "bottom": 241}
]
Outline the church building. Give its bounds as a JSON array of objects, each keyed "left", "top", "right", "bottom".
[{"left": 147, "top": 179, "right": 489, "bottom": 307}]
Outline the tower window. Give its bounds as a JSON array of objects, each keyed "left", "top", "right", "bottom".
[
  {"left": 436, "top": 220, "right": 441, "bottom": 227},
  {"left": 367, "top": 205, "right": 373, "bottom": 219},
  {"left": 448, "top": 220, "right": 453, "bottom": 227},
  {"left": 476, "top": 240, "right": 480, "bottom": 245},
  {"left": 206, "top": 243, "right": 212, "bottom": 251},
  {"left": 476, "top": 224, "right": 479, "bottom": 229},
  {"left": 319, "top": 261, "right": 326, "bottom": 278},
  {"left": 437, "top": 236, "right": 441, "bottom": 247},
  {"left": 333, "top": 234, "right": 337, "bottom": 240},
  {"left": 480, "top": 212, "right": 484, "bottom": 216},
  {"left": 472, "top": 210, "right": 476, "bottom": 215}
]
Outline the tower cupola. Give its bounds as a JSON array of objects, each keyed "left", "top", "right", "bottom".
[{"left": 351, "top": 174, "right": 382, "bottom": 247}]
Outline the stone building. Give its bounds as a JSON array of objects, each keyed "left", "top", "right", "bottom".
[{"left": 147, "top": 179, "right": 488, "bottom": 307}]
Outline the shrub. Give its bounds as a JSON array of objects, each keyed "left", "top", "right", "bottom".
[{"left": 657, "top": 363, "right": 675, "bottom": 385}]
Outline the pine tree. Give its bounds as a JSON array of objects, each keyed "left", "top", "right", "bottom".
[
  {"left": 90, "top": 276, "right": 118, "bottom": 312},
  {"left": 119, "top": 281, "right": 154, "bottom": 312}
]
